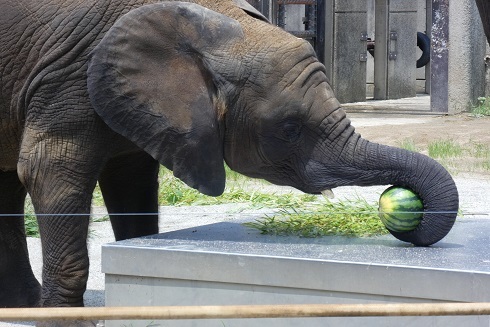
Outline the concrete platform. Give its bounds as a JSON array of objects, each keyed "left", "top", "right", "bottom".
[{"left": 102, "top": 216, "right": 490, "bottom": 327}]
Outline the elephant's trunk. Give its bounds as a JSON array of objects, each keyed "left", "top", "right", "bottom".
[{"left": 343, "top": 134, "right": 459, "bottom": 246}]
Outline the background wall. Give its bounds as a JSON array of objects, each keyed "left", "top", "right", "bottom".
[
  {"left": 447, "top": 0, "right": 486, "bottom": 113},
  {"left": 252, "top": 0, "right": 488, "bottom": 113}
]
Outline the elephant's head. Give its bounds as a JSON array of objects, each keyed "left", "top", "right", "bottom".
[{"left": 87, "top": 1, "right": 458, "bottom": 246}]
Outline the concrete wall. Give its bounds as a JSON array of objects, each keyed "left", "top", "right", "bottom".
[
  {"left": 254, "top": 0, "right": 487, "bottom": 113},
  {"left": 486, "top": 43, "right": 490, "bottom": 97},
  {"left": 354, "top": 0, "right": 490, "bottom": 113},
  {"left": 448, "top": 0, "right": 486, "bottom": 113}
]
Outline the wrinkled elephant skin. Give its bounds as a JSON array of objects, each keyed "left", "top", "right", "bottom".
[{"left": 0, "top": 0, "right": 458, "bottom": 319}]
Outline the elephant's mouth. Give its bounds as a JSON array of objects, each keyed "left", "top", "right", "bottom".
[{"left": 251, "top": 159, "right": 352, "bottom": 195}]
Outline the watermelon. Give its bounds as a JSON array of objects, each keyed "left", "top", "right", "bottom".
[{"left": 378, "top": 186, "right": 424, "bottom": 232}]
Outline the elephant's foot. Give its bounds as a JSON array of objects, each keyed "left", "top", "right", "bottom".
[
  {"left": 0, "top": 264, "right": 41, "bottom": 307},
  {"left": 0, "top": 279, "right": 41, "bottom": 308},
  {"left": 37, "top": 320, "right": 98, "bottom": 327},
  {"left": 0, "top": 255, "right": 41, "bottom": 307}
]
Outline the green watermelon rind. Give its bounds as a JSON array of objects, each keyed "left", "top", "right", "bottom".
[
  {"left": 378, "top": 186, "right": 424, "bottom": 233},
  {"left": 380, "top": 213, "right": 423, "bottom": 232}
]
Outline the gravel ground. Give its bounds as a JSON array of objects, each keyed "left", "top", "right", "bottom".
[{"left": 2, "top": 112, "right": 489, "bottom": 326}]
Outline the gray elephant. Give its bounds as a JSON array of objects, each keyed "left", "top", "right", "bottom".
[{"left": 0, "top": 0, "right": 458, "bottom": 318}]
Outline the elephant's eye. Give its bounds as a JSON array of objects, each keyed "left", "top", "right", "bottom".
[{"left": 283, "top": 122, "right": 301, "bottom": 143}]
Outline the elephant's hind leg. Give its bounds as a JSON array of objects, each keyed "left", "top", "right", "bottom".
[
  {"left": 0, "top": 170, "right": 41, "bottom": 307},
  {"left": 98, "top": 151, "right": 159, "bottom": 241}
]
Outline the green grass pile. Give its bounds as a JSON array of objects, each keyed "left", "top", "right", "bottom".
[{"left": 244, "top": 198, "right": 385, "bottom": 238}]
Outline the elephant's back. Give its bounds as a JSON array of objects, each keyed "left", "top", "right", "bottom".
[
  {"left": 0, "top": 1, "right": 37, "bottom": 170},
  {"left": 0, "top": 0, "right": 162, "bottom": 113},
  {"left": 0, "top": 0, "right": 152, "bottom": 170}
]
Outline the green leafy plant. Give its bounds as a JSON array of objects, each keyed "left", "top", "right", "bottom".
[
  {"left": 473, "top": 142, "right": 490, "bottom": 171},
  {"left": 156, "top": 167, "right": 318, "bottom": 208},
  {"left": 471, "top": 97, "right": 490, "bottom": 117},
  {"left": 24, "top": 197, "right": 39, "bottom": 237},
  {"left": 397, "top": 138, "right": 418, "bottom": 152},
  {"left": 428, "top": 139, "right": 462, "bottom": 159},
  {"left": 92, "top": 183, "right": 105, "bottom": 206},
  {"left": 393, "top": 137, "right": 490, "bottom": 173},
  {"left": 473, "top": 142, "right": 490, "bottom": 158}
]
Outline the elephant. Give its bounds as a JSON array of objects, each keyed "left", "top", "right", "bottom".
[{"left": 0, "top": 0, "right": 458, "bottom": 319}]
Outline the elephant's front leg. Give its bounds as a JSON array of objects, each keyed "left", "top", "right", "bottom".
[
  {"left": 17, "top": 135, "right": 102, "bottom": 313},
  {"left": 36, "top": 214, "right": 91, "bottom": 308},
  {"left": 0, "top": 170, "right": 41, "bottom": 307},
  {"left": 28, "top": 188, "right": 93, "bottom": 308}
]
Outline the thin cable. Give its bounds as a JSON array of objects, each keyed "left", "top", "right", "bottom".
[{"left": 0, "top": 211, "right": 486, "bottom": 217}]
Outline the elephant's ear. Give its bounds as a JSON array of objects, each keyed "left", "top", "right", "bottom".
[{"left": 87, "top": 2, "right": 244, "bottom": 196}]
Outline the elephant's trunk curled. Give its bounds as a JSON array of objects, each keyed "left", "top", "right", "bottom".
[{"left": 348, "top": 136, "right": 459, "bottom": 246}]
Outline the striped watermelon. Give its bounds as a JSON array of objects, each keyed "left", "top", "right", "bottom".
[{"left": 378, "top": 186, "right": 424, "bottom": 232}]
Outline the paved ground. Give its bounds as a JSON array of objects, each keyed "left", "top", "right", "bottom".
[{"left": 2, "top": 98, "right": 490, "bottom": 326}]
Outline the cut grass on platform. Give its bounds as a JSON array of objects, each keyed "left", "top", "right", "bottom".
[{"left": 244, "top": 197, "right": 384, "bottom": 238}]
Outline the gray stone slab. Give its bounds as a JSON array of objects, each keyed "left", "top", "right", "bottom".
[
  {"left": 102, "top": 217, "right": 490, "bottom": 327},
  {"left": 103, "top": 217, "right": 490, "bottom": 302},
  {"left": 104, "top": 218, "right": 490, "bottom": 275}
]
